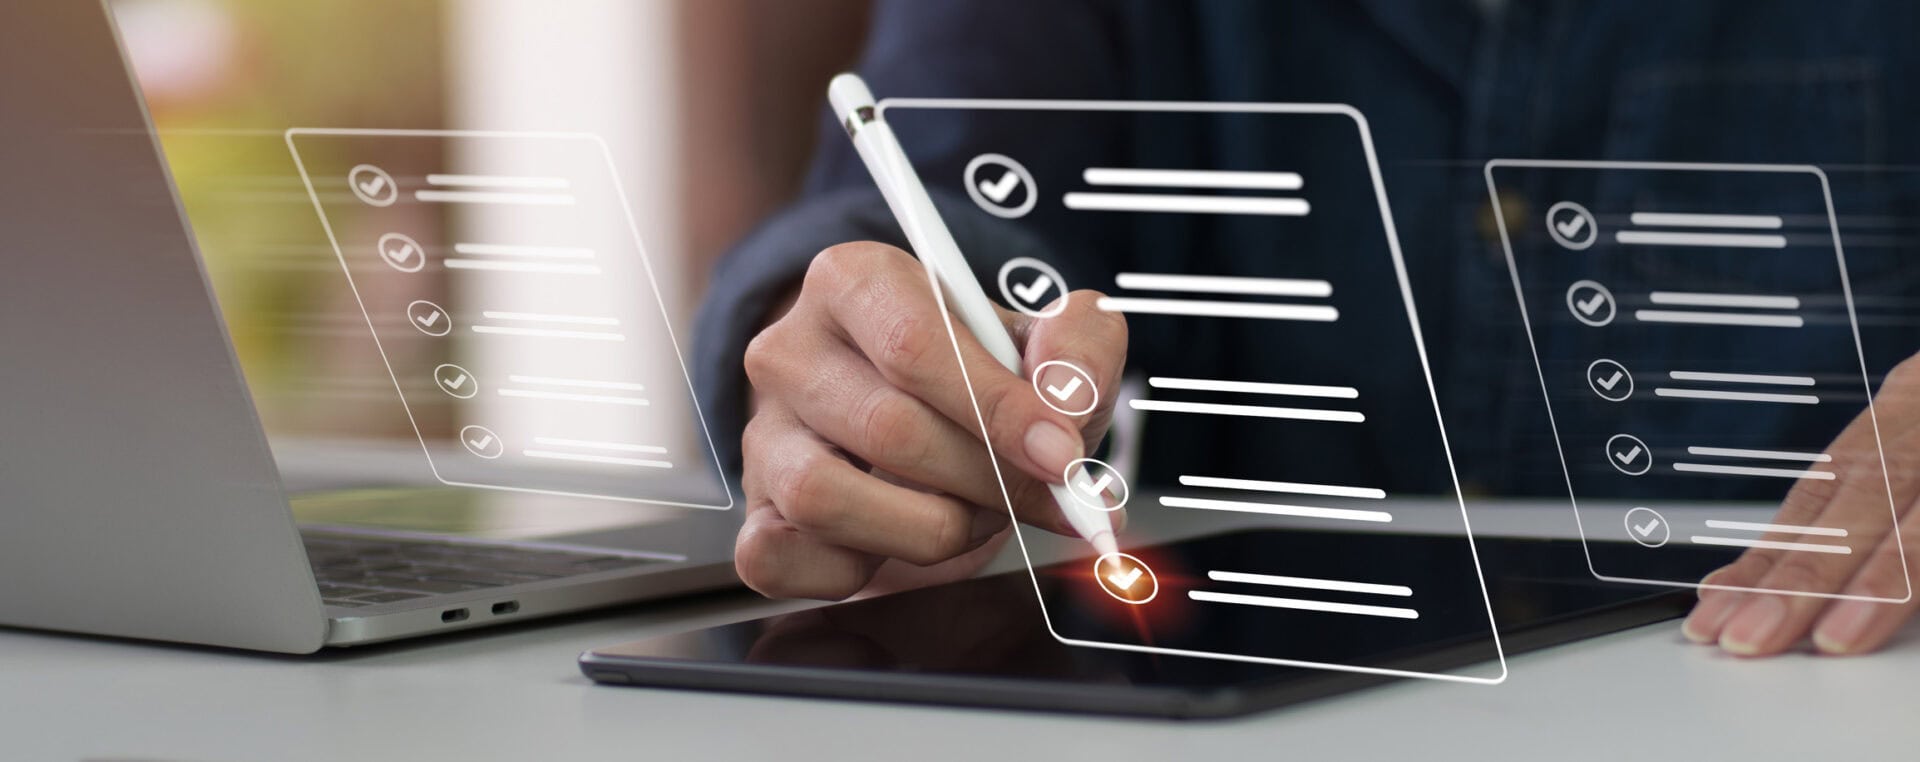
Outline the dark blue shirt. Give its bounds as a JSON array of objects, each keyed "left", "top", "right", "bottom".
[{"left": 694, "top": 0, "right": 1920, "bottom": 498}]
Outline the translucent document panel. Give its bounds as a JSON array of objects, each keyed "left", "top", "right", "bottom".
[
  {"left": 1487, "top": 160, "right": 1905, "bottom": 600},
  {"left": 287, "top": 130, "right": 730, "bottom": 510},
  {"left": 885, "top": 102, "right": 1505, "bottom": 684}
]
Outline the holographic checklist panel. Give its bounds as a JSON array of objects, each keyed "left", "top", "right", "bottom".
[
  {"left": 287, "top": 129, "right": 731, "bottom": 510},
  {"left": 1488, "top": 160, "right": 1904, "bottom": 600},
  {"left": 884, "top": 101, "right": 1505, "bottom": 684}
]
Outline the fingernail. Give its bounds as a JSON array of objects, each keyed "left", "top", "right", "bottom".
[
  {"left": 1681, "top": 593, "right": 1743, "bottom": 644},
  {"left": 1720, "top": 595, "right": 1787, "bottom": 655},
  {"left": 1024, "top": 421, "right": 1082, "bottom": 477},
  {"left": 1813, "top": 601, "right": 1877, "bottom": 654}
]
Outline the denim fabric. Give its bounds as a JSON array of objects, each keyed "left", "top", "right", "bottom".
[{"left": 692, "top": 0, "right": 1920, "bottom": 497}]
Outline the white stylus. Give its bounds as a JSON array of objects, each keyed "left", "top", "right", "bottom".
[{"left": 828, "top": 73, "right": 1119, "bottom": 558}]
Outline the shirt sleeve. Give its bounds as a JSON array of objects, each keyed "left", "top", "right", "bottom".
[{"left": 690, "top": 0, "right": 1133, "bottom": 474}]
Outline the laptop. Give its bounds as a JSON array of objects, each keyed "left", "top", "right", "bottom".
[{"left": 0, "top": 0, "right": 739, "bottom": 653}]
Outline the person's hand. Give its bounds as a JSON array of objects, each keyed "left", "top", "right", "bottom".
[
  {"left": 735, "top": 242, "right": 1127, "bottom": 600},
  {"left": 1682, "top": 352, "right": 1920, "bottom": 655}
]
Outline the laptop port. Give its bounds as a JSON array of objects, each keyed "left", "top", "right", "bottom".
[
  {"left": 491, "top": 601, "right": 520, "bottom": 616},
  {"left": 440, "top": 608, "right": 470, "bottom": 623}
]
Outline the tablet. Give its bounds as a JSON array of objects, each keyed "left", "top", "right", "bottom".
[{"left": 580, "top": 530, "right": 1707, "bottom": 719}]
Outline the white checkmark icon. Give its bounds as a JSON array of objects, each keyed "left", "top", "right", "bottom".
[
  {"left": 358, "top": 175, "right": 389, "bottom": 196},
  {"left": 1011, "top": 273, "right": 1053, "bottom": 304},
  {"left": 1633, "top": 518, "right": 1661, "bottom": 537},
  {"left": 1613, "top": 445, "right": 1643, "bottom": 465},
  {"left": 1555, "top": 214, "right": 1588, "bottom": 239},
  {"left": 384, "top": 242, "right": 418, "bottom": 264},
  {"left": 441, "top": 373, "right": 469, "bottom": 390},
  {"left": 977, "top": 169, "right": 1021, "bottom": 204},
  {"left": 1045, "top": 375, "right": 1084, "bottom": 402},
  {"left": 1576, "top": 292, "right": 1607, "bottom": 316},
  {"left": 415, "top": 310, "right": 443, "bottom": 328},
  {"left": 467, "top": 434, "right": 495, "bottom": 450},
  {"left": 1075, "top": 471, "right": 1116, "bottom": 498},
  {"left": 1595, "top": 370, "right": 1624, "bottom": 390},
  {"left": 1106, "top": 565, "right": 1143, "bottom": 591}
]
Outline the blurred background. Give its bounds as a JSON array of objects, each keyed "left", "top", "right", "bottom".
[{"left": 113, "top": 0, "right": 866, "bottom": 451}]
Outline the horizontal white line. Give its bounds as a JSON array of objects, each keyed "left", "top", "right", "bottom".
[
  {"left": 1685, "top": 446, "right": 1832, "bottom": 463},
  {"left": 1672, "top": 462, "right": 1836, "bottom": 480},
  {"left": 1629, "top": 212, "right": 1784, "bottom": 230},
  {"left": 1654, "top": 388, "right": 1820, "bottom": 405},
  {"left": 1096, "top": 297, "right": 1339, "bottom": 322},
  {"left": 522, "top": 450, "right": 672, "bottom": 469},
  {"left": 426, "top": 173, "right": 570, "bottom": 190},
  {"left": 1703, "top": 519, "right": 1849, "bottom": 538},
  {"left": 1063, "top": 192, "right": 1311, "bottom": 216},
  {"left": 1115, "top": 272, "right": 1332, "bottom": 298},
  {"left": 1649, "top": 291, "right": 1800, "bottom": 310},
  {"left": 498, "top": 389, "right": 649, "bottom": 406},
  {"left": 1130, "top": 399, "right": 1365, "bottom": 423},
  {"left": 1635, "top": 310, "right": 1804, "bottom": 328},
  {"left": 451, "top": 243, "right": 594, "bottom": 259},
  {"left": 470, "top": 326, "right": 626, "bottom": 341},
  {"left": 1177, "top": 475, "right": 1385, "bottom": 500},
  {"left": 530, "top": 437, "right": 667, "bottom": 454},
  {"left": 1148, "top": 376, "right": 1357, "bottom": 399},
  {"left": 480, "top": 311, "right": 619, "bottom": 326},
  {"left": 1690, "top": 536, "right": 1851, "bottom": 555},
  {"left": 414, "top": 190, "right": 576, "bottom": 206},
  {"left": 1159, "top": 495, "right": 1392, "bottom": 523},
  {"left": 1083, "top": 167, "right": 1304, "bottom": 190},
  {"left": 1207, "top": 570, "right": 1411, "bottom": 597},
  {"left": 1668, "top": 371, "right": 1816, "bottom": 386},
  {"left": 443, "top": 259, "right": 601, "bottom": 275},
  {"left": 1188, "top": 590, "right": 1418, "bottom": 619},
  {"left": 506, "top": 375, "right": 645, "bottom": 392},
  {"left": 1615, "top": 230, "right": 1787, "bottom": 248}
]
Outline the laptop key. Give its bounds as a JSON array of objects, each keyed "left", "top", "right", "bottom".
[{"left": 322, "top": 599, "right": 368, "bottom": 607}]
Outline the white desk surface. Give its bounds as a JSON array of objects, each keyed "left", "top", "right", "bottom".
[{"left": 3, "top": 502, "right": 1914, "bottom": 760}]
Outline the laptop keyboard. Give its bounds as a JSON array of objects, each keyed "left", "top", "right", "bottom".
[{"left": 301, "top": 531, "right": 664, "bottom": 608}]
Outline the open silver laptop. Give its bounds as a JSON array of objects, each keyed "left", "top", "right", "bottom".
[{"left": 0, "top": 0, "right": 739, "bottom": 653}]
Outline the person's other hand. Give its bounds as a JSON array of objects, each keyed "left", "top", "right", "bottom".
[
  {"left": 1682, "top": 352, "right": 1920, "bottom": 655},
  {"left": 735, "top": 242, "right": 1126, "bottom": 600}
]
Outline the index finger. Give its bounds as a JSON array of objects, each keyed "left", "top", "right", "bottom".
[{"left": 814, "top": 245, "right": 1104, "bottom": 485}]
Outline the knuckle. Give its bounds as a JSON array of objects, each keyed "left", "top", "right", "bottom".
[
  {"left": 873, "top": 305, "right": 940, "bottom": 378},
  {"left": 1886, "top": 352, "right": 1920, "bottom": 386},
  {"left": 853, "top": 387, "right": 929, "bottom": 467},
  {"left": 739, "top": 414, "right": 783, "bottom": 479},
  {"left": 742, "top": 329, "right": 775, "bottom": 386},
  {"left": 1851, "top": 567, "right": 1909, "bottom": 601},
  {"left": 980, "top": 374, "right": 1040, "bottom": 437},
  {"left": 1764, "top": 557, "right": 1838, "bottom": 595},
  {"left": 804, "top": 243, "right": 863, "bottom": 288},
  {"left": 1780, "top": 475, "right": 1842, "bottom": 518},
  {"left": 807, "top": 241, "right": 906, "bottom": 295},
  {"left": 773, "top": 456, "right": 845, "bottom": 532},
  {"left": 906, "top": 506, "right": 972, "bottom": 566},
  {"left": 742, "top": 323, "right": 797, "bottom": 391}
]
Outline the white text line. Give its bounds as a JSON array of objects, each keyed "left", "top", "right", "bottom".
[
  {"left": 1130, "top": 399, "right": 1365, "bottom": 423},
  {"left": 1159, "top": 495, "right": 1391, "bottom": 522},
  {"left": 1148, "top": 376, "right": 1357, "bottom": 399},
  {"left": 1188, "top": 591, "right": 1419, "bottom": 619}
]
